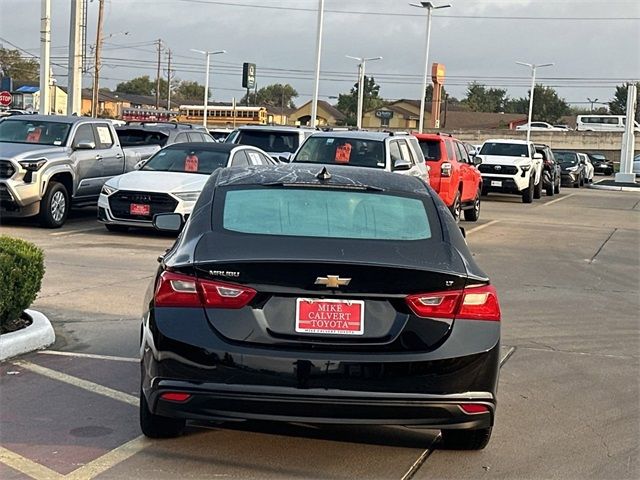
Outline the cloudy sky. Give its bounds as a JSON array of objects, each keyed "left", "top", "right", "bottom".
[{"left": 1, "top": 0, "right": 639, "bottom": 108}]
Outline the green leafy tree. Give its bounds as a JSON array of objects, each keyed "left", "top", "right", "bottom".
[
  {"left": 175, "top": 81, "right": 205, "bottom": 102},
  {"left": 608, "top": 83, "right": 640, "bottom": 121},
  {"left": 0, "top": 47, "right": 39, "bottom": 82},
  {"left": 463, "top": 82, "right": 508, "bottom": 112},
  {"left": 337, "top": 76, "right": 386, "bottom": 125},
  {"left": 115, "top": 75, "right": 168, "bottom": 97},
  {"left": 241, "top": 83, "right": 298, "bottom": 108},
  {"left": 505, "top": 84, "right": 570, "bottom": 123}
]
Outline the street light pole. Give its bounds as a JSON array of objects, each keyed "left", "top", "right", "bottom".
[
  {"left": 587, "top": 97, "right": 598, "bottom": 112},
  {"left": 310, "top": 0, "right": 325, "bottom": 128},
  {"left": 516, "top": 61, "right": 554, "bottom": 144},
  {"left": 191, "top": 49, "right": 226, "bottom": 128},
  {"left": 411, "top": 1, "right": 450, "bottom": 133},
  {"left": 346, "top": 55, "right": 382, "bottom": 129}
]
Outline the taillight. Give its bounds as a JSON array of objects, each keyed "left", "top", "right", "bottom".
[
  {"left": 155, "top": 271, "right": 256, "bottom": 309},
  {"left": 441, "top": 162, "right": 452, "bottom": 177},
  {"left": 405, "top": 284, "right": 500, "bottom": 321},
  {"left": 459, "top": 403, "right": 489, "bottom": 414},
  {"left": 160, "top": 392, "right": 192, "bottom": 402}
]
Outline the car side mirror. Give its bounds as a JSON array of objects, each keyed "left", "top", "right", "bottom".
[
  {"left": 473, "top": 156, "right": 483, "bottom": 166},
  {"left": 134, "top": 159, "right": 147, "bottom": 170},
  {"left": 74, "top": 141, "right": 95, "bottom": 150},
  {"left": 393, "top": 158, "right": 411, "bottom": 171},
  {"left": 533, "top": 153, "right": 543, "bottom": 160},
  {"left": 153, "top": 213, "right": 183, "bottom": 232},
  {"left": 278, "top": 154, "right": 291, "bottom": 163}
]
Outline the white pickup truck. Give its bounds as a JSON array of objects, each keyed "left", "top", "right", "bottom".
[
  {"left": 475, "top": 139, "right": 543, "bottom": 203},
  {"left": 0, "top": 115, "right": 162, "bottom": 227}
]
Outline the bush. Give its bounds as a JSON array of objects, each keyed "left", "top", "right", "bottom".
[{"left": 0, "top": 236, "right": 45, "bottom": 333}]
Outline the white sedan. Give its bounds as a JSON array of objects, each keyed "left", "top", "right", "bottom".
[
  {"left": 98, "top": 142, "right": 275, "bottom": 232},
  {"left": 515, "top": 122, "right": 566, "bottom": 132}
]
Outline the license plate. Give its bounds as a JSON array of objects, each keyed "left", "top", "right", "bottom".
[
  {"left": 130, "top": 203, "right": 150, "bottom": 216},
  {"left": 491, "top": 180, "right": 502, "bottom": 187},
  {"left": 295, "top": 298, "right": 364, "bottom": 335}
]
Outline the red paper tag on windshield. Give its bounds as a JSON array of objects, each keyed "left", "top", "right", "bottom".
[
  {"left": 335, "top": 144, "right": 352, "bottom": 164},
  {"left": 184, "top": 154, "right": 199, "bottom": 172},
  {"left": 26, "top": 128, "right": 42, "bottom": 143}
]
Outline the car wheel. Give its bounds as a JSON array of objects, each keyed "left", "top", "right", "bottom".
[
  {"left": 554, "top": 176, "right": 561, "bottom": 194},
  {"left": 522, "top": 175, "right": 534, "bottom": 203},
  {"left": 39, "top": 181, "right": 69, "bottom": 228},
  {"left": 580, "top": 175, "right": 584, "bottom": 186},
  {"left": 573, "top": 176, "right": 580, "bottom": 188},
  {"left": 545, "top": 178, "right": 554, "bottom": 196},
  {"left": 449, "top": 191, "right": 462, "bottom": 222},
  {"left": 441, "top": 427, "right": 493, "bottom": 450},
  {"left": 139, "top": 390, "right": 186, "bottom": 438},
  {"left": 464, "top": 189, "right": 481, "bottom": 222},
  {"left": 105, "top": 224, "right": 129, "bottom": 233},
  {"left": 534, "top": 174, "right": 543, "bottom": 199}
]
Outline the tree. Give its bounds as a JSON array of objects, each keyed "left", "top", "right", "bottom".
[
  {"left": 0, "top": 47, "right": 39, "bottom": 82},
  {"left": 463, "top": 82, "right": 508, "bottom": 112},
  {"left": 609, "top": 83, "right": 640, "bottom": 121},
  {"left": 505, "top": 84, "right": 570, "bottom": 123},
  {"left": 115, "top": 75, "right": 168, "bottom": 98},
  {"left": 241, "top": 83, "right": 298, "bottom": 108},
  {"left": 175, "top": 81, "right": 205, "bottom": 102},
  {"left": 336, "top": 76, "right": 386, "bottom": 125}
]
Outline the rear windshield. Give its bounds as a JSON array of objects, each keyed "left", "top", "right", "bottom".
[
  {"left": 0, "top": 119, "right": 71, "bottom": 146},
  {"left": 418, "top": 140, "right": 441, "bottom": 161},
  {"left": 236, "top": 131, "right": 299, "bottom": 153},
  {"left": 221, "top": 187, "right": 431, "bottom": 241},
  {"left": 294, "top": 137, "right": 385, "bottom": 169},
  {"left": 116, "top": 128, "right": 168, "bottom": 147},
  {"left": 480, "top": 142, "right": 529, "bottom": 157},
  {"left": 554, "top": 151, "right": 578, "bottom": 164},
  {"left": 142, "top": 147, "right": 229, "bottom": 174}
]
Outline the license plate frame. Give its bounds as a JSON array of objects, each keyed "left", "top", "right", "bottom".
[
  {"left": 295, "top": 298, "right": 364, "bottom": 336},
  {"left": 129, "top": 203, "right": 151, "bottom": 216},
  {"left": 490, "top": 180, "right": 502, "bottom": 187}
]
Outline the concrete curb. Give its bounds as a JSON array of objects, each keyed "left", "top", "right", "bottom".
[
  {"left": 588, "top": 184, "right": 640, "bottom": 192},
  {"left": 0, "top": 309, "right": 55, "bottom": 362}
]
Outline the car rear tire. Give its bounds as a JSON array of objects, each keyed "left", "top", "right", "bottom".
[
  {"left": 573, "top": 177, "right": 580, "bottom": 188},
  {"left": 441, "top": 427, "right": 493, "bottom": 450},
  {"left": 545, "top": 180, "right": 554, "bottom": 196},
  {"left": 139, "top": 391, "right": 186, "bottom": 438},
  {"left": 464, "top": 189, "right": 481, "bottom": 222},
  {"left": 449, "top": 191, "right": 462, "bottom": 223},
  {"left": 580, "top": 176, "right": 585, "bottom": 186},
  {"left": 534, "top": 174, "right": 543, "bottom": 199},
  {"left": 522, "top": 175, "right": 534, "bottom": 203},
  {"left": 39, "top": 181, "right": 69, "bottom": 228},
  {"left": 105, "top": 224, "right": 129, "bottom": 233},
  {"left": 554, "top": 176, "right": 561, "bottom": 194}
]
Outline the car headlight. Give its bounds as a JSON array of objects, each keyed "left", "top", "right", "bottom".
[
  {"left": 19, "top": 158, "right": 47, "bottom": 171},
  {"left": 173, "top": 191, "right": 200, "bottom": 202},
  {"left": 101, "top": 184, "right": 118, "bottom": 196},
  {"left": 520, "top": 164, "right": 531, "bottom": 172}
]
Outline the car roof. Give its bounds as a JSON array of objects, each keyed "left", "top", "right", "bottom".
[
  {"left": 214, "top": 162, "right": 431, "bottom": 195},
  {"left": 309, "top": 130, "right": 406, "bottom": 142},
  {"left": 236, "top": 125, "right": 315, "bottom": 133},
  {"left": 164, "top": 142, "right": 237, "bottom": 152},
  {"left": 1, "top": 114, "right": 93, "bottom": 124},
  {"left": 484, "top": 138, "right": 530, "bottom": 145}
]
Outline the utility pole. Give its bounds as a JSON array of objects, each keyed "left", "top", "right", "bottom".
[
  {"left": 91, "top": 0, "right": 105, "bottom": 118},
  {"left": 166, "top": 49, "right": 172, "bottom": 110},
  {"left": 39, "top": 0, "right": 51, "bottom": 115},
  {"left": 310, "top": 0, "right": 325, "bottom": 128},
  {"left": 346, "top": 55, "right": 382, "bottom": 129},
  {"left": 67, "top": 0, "right": 83, "bottom": 116},
  {"left": 155, "top": 39, "right": 162, "bottom": 110}
]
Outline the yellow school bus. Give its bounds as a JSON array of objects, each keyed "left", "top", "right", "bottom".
[{"left": 178, "top": 105, "right": 267, "bottom": 127}]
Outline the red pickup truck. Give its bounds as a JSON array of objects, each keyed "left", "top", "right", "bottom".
[{"left": 414, "top": 133, "right": 483, "bottom": 222}]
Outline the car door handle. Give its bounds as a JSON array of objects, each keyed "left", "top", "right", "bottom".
[
  {"left": 115, "top": 153, "right": 123, "bottom": 158},
  {"left": 95, "top": 155, "right": 103, "bottom": 161}
]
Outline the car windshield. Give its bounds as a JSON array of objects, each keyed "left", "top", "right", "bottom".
[
  {"left": 142, "top": 147, "right": 229, "bottom": 174},
  {"left": 419, "top": 140, "right": 441, "bottom": 161},
  {"left": 221, "top": 187, "right": 431, "bottom": 241},
  {"left": 479, "top": 142, "right": 529, "bottom": 157},
  {"left": 0, "top": 119, "right": 71, "bottom": 146},
  {"left": 117, "top": 128, "right": 168, "bottom": 147},
  {"left": 236, "top": 130, "right": 299, "bottom": 153},
  {"left": 294, "top": 136, "right": 386, "bottom": 169},
  {"left": 554, "top": 151, "right": 578, "bottom": 164}
]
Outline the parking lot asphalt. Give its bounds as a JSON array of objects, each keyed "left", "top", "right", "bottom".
[{"left": 1, "top": 187, "right": 639, "bottom": 479}]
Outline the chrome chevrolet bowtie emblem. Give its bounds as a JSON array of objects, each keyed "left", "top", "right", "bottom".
[{"left": 315, "top": 275, "right": 351, "bottom": 288}]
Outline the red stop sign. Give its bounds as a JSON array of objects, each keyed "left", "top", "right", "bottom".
[{"left": 0, "top": 91, "right": 12, "bottom": 106}]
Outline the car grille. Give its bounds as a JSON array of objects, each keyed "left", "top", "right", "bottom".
[
  {"left": 479, "top": 164, "right": 518, "bottom": 175},
  {"left": 0, "top": 160, "right": 16, "bottom": 179},
  {"left": 108, "top": 190, "right": 178, "bottom": 221},
  {"left": 0, "top": 183, "right": 15, "bottom": 206}
]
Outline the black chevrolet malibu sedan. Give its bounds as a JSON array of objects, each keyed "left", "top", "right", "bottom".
[{"left": 140, "top": 163, "right": 502, "bottom": 450}]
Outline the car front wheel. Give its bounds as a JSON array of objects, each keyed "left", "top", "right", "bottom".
[
  {"left": 522, "top": 175, "right": 534, "bottom": 203},
  {"left": 441, "top": 427, "right": 493, "bottom": 450},
  {"left": 534, "top": 173, "right": 543, "bottom": 199},
  {"left": 39, "top": 181, "right": 69, "bottom": 228}
]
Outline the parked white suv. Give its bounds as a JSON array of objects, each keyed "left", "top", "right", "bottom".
[{"left": 475, "top": 139, "right": 543, "bottom": 203}]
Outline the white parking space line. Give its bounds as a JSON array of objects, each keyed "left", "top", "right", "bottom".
[
  {"left": 465, "top": 220, "right": 500, "bottom": 235},
  {"left": 541, "top": 193, "right": 575, "bottom": 207},
  {"left": 39, "top": 350, "right": 139, "bottom": 363},
  {"left": 66, "top": 435, "right": 150, "bottom": 480},
  {"left": 12, "top": 360, "right": 138, "bottom": 406},
  {"left": 500, "top": 346, "right": 517, "bottom": 367},
  {"left": 400, "top": 434, "right": 441, "bottom": 480},
  {"left": 50, "top": 226, "right": 104, "bottom": 236},
  {"left": 0, "top": 446, "right": 64, "bottom": 480}
]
